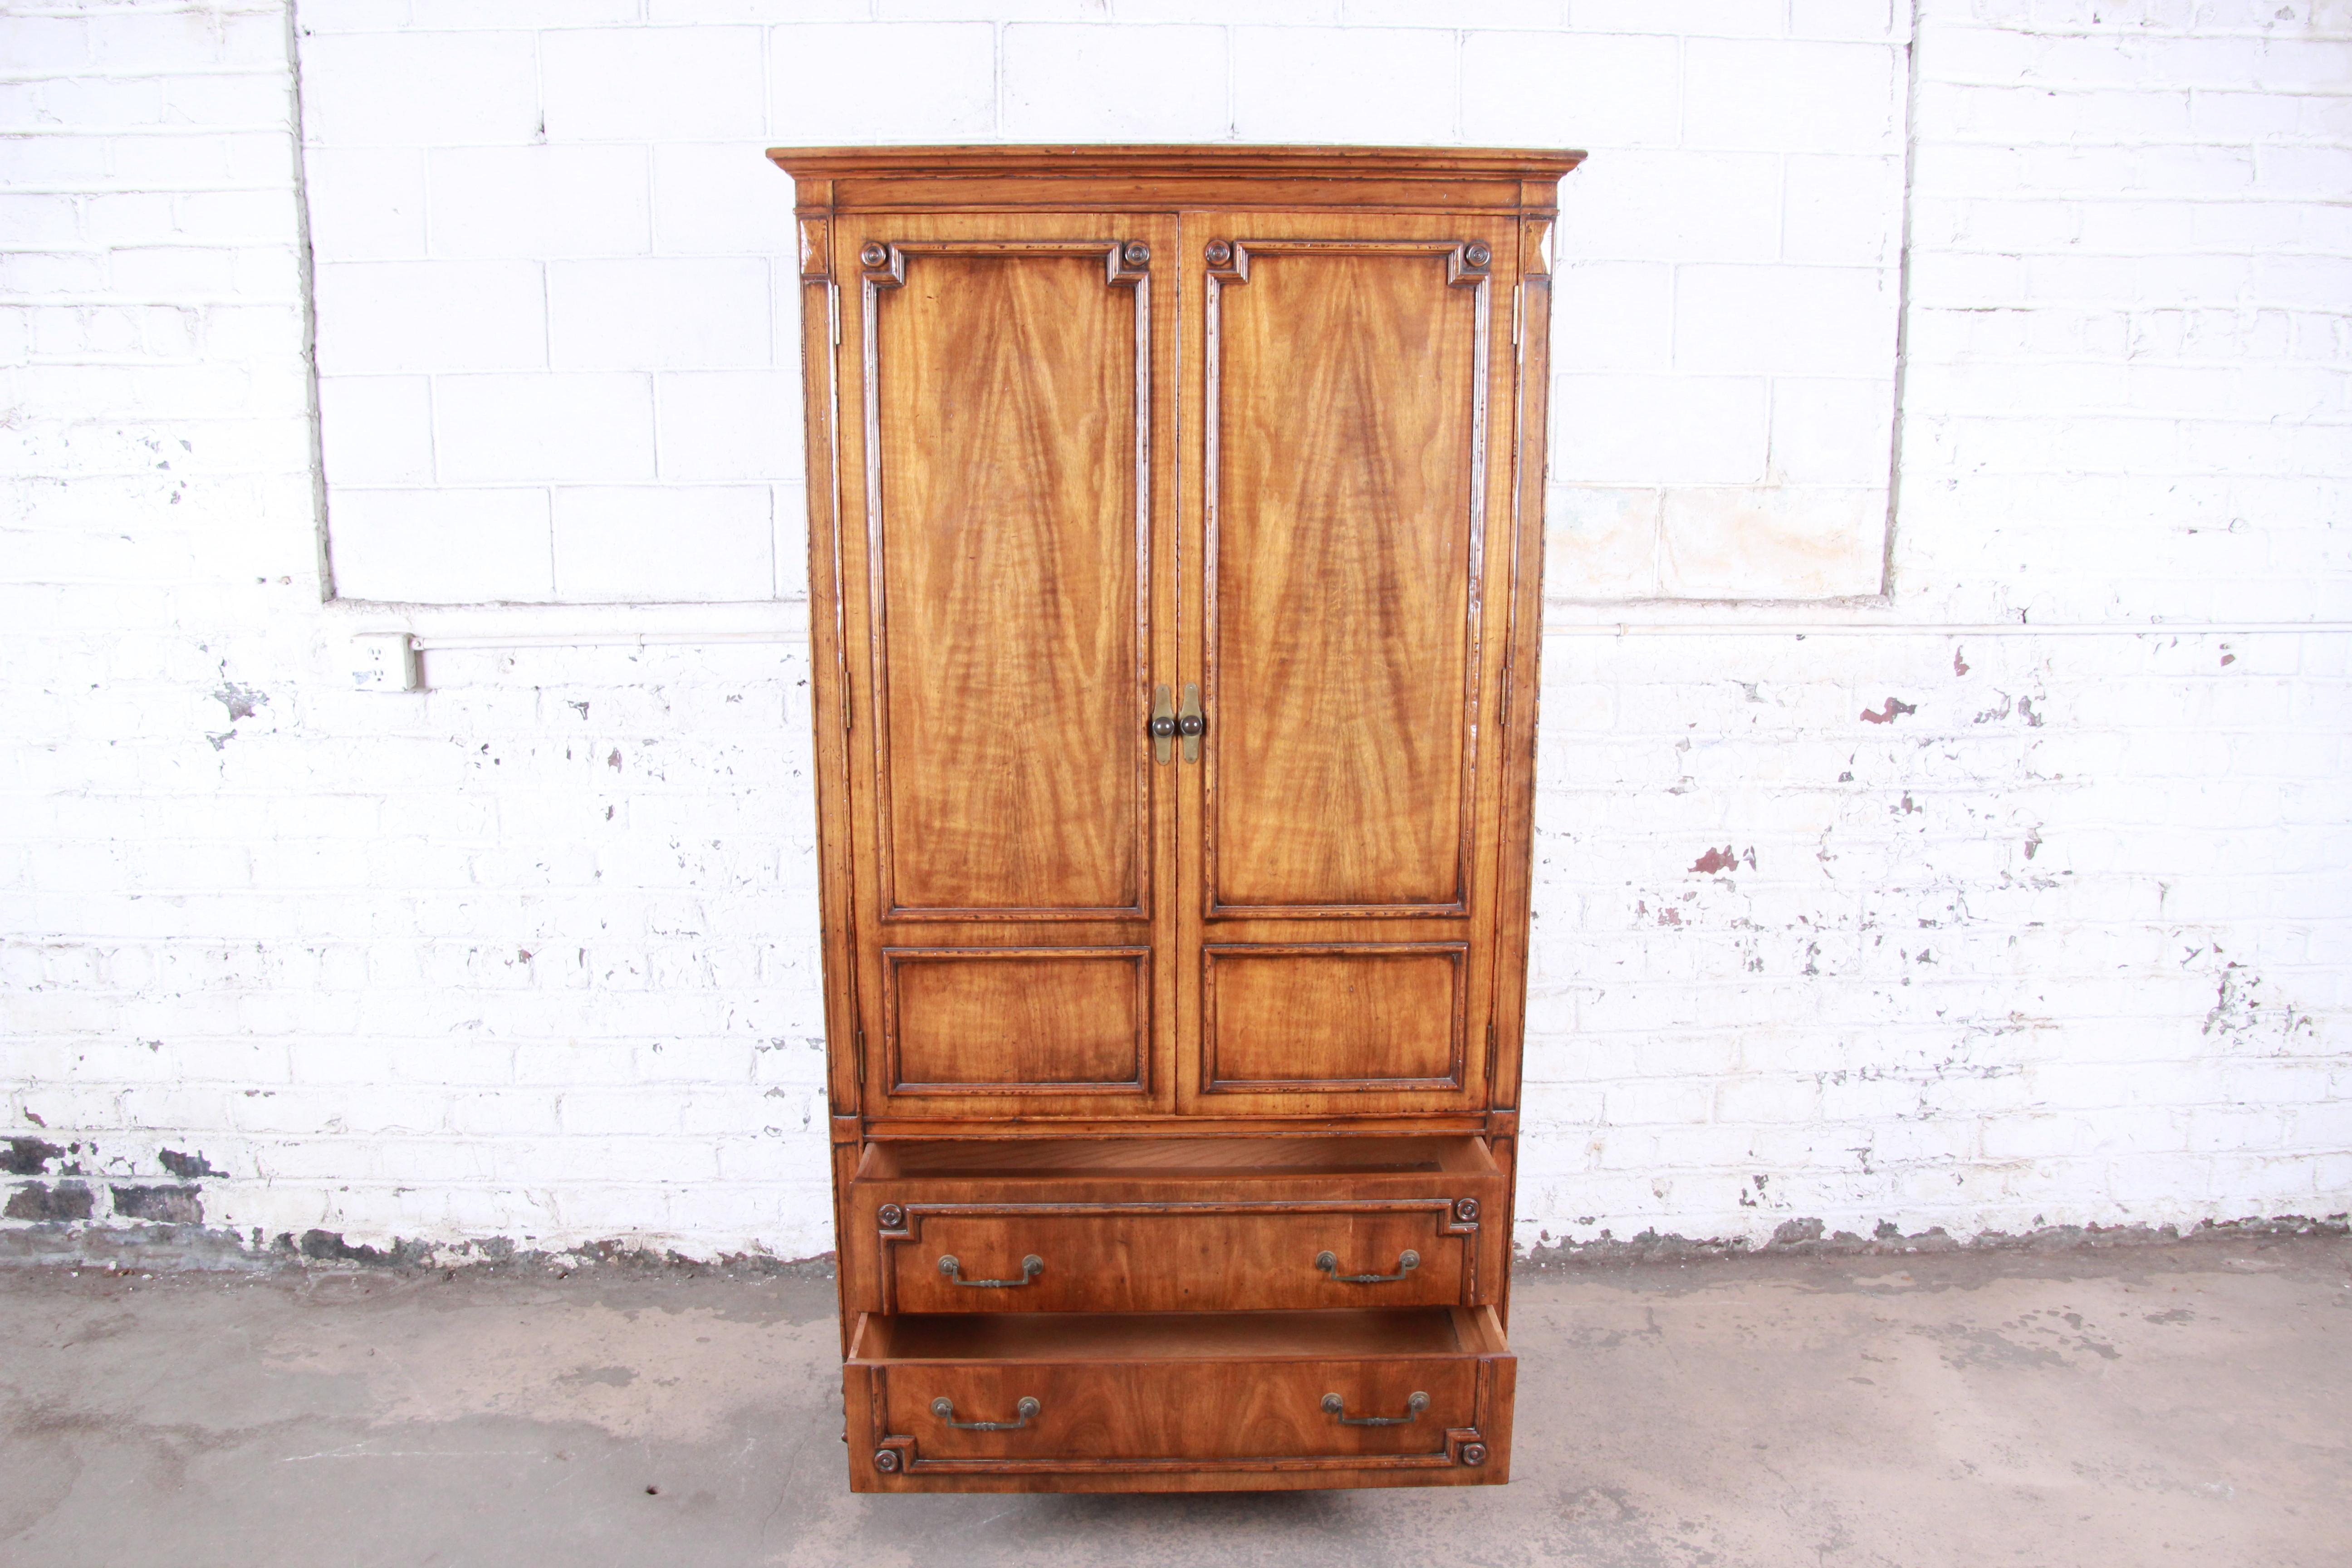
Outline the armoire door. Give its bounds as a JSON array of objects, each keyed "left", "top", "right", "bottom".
[
  {"left": 1174, "top": 212, "right": 1525, "bottom": 1118},
  {"left": 835, "top": 212, "right": 1181, "bottom": 1122}
]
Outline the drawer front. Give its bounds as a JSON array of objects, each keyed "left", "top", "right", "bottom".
[
  {"left": 848, "top": 1312, "right": 1512, "bottom": 1488},
  {"left": 878, "top": 1201, "right": 1483, "bottom": 1313}
]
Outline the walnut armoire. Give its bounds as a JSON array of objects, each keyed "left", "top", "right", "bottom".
[{"left": 769, "top": 144, "right": 1582, "bottom": 1494}]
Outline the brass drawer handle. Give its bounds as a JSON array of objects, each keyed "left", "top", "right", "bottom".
[
  {"left": 1322, "top": 1391, "right": 1429, "bottom": 1427},
  {"left": 931, "top": 1395, "right": 1040, "bottom": 1432},
  {"left": 938, "top": 1254, "right": 1044, "bottom": 1289},
  {"left": 1317, "top": 1248, "right": 1419, "bottom": 1284}
]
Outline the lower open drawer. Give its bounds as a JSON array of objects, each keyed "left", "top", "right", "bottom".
[{"left": 844, "top": 1305, "right": 1513, "bottom": 1493}]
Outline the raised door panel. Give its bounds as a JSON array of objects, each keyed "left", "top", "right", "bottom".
[
  {"left": 837, "top": 214, "right": 1179, "bottom": 1120},
  {"left": 1178, "top": 216, "right": 1521, "bottom": 1118},
  {"left": 867, "top": 239, "right": 1151, "bottom": 920},
  {"left": 885, "top": 948, "right": 1148, "bottom": 1094},
  {"left": 1204, "top": 239, "right": 1488, "bottom": 917},
  {"left": 1201, "top": 944, "right": 1465, "bottom": 1092}
]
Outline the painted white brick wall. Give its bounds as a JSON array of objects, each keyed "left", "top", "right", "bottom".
[
  {"left": 2, "top": 0, "right": 2346, "bottom": 1264},
  {"left": 301, "top": 2, "right": 1909, "bottom": 605}
]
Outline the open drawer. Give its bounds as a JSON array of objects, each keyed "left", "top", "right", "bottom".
[
  {"left": 844, "top": 1135, "right": 1508, "bottom": 1314},
  {"left": 845, "top": 1305, "right": 1513, "bottom": 1492}
]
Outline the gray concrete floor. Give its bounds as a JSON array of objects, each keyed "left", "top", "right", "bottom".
[{"left": 2, "top": 1236, "right": 2346, "bottom": 1568}]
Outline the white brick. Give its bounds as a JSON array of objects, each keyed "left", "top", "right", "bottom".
[
  {"left": 1553, "top": 262, "right": 1674, "bottom": 373},
  {"left": 1132, "top": 0, "right": 1341, "bottom": 17},
  {"left": 655, "top": 370, "right": 802, "bottom": 482},
  {"left": 302, "top": 148, "right": 427, "bottom": 262},
  {"left": 1783, "top": 154, "right": 1905, "bottom": 267},
  {"left": 1231, "top": 28, "right": 1458, "bottom": 143},
  {"left": 3, "top": 18, "right": 92, "bottom": 74},
  {"left": 769, "top": 24, "right": 995, "bottom": 145},
  {"left": 433, "top": 372, "right": 656, "bottom": 484},
  {"left": 880, "top": 0, "right": 1104, "bottom": 14},
  {"left": 552, "top": 485, "right": 774, "bottom": 602},
  {"left": 313, "top": 260, "right": 546, "bottom": 374},
  {"left": 409, "top": 0, "right": 639, "bottom": 24},
  {"left": 652, "top": 144, "right": 798, "bottom": 259},
  {"left": 89, "top": 10, "right": 287, "bottom": 72},
  {"left": 329, "top": 488, "right": 554, "bottom": 601},
  {"left": 1001, "top": 24, "right": 1229, "bottom": 140},
  {"left": 653, "top": 0, "right": 864, "bottom": 16},
  {"left": 1460, "top": 30, "right": 1681, "bottom": 150},
  {"left": 547, "top": 259, "right": 771, "bottom": 371},
  {"left": 540, "top": 27, "right": 765, "bottom": 144},
  {"left": 1658, "top": 485, "right": 1885, "bottom": 597},
  {"left": 299, "top": 31, "right": 540, "bottom": 147},
  {"left": 426, "top": 146, "right": 650, "bottom": 260},
  {"left": 1790, "top": 0, "right": 1899, "bottom": 42},
  {"left": 297, "top": 0, "right": 413, "bottom": 31},
  {"left": 1553, "top": 373, "right": 1769, "bottom": 485},
  {"left": 1573, "top": 0, "right": 1785, "bottom": 36},
  {"left": 1355, "top": 0, "right": 1555, "bottom": 20},
  {"left": 1560, "top": 151, "right": 1784, "bottom": 265},
  {"left": 0, "top": 191, "right": 82, "bottom": 247},
  {"left": 1769, "top": 377, "right": 1896, "bottom": 486},
  {"left": 1684, "top": 39, "right": 1905, "bottom": 154},
  {"left": 318, "top": 375, "right": 435, "bottom": 486},
  {"left": 1547, "top": 485, "right": 1661, "bottom": 598},
  {"left": 1674, "top": 265, "right": 1898, "bottom": 377}
]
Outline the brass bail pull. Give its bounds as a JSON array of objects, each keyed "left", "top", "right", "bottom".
[
  {"left": 931, "top": 1395, "right": 1041, "bottom": 1432},
  {"left": 1149, "top": 684, "right": 1176, "bottom": 765},
  {"left": 938, "top": 1254, "right": 1044, "bottom": 1289},
  {"left": 1316, "top": 1248, "right": 1421, "bottom": 1284},
  {"left": 1322, "top": 1391, "right": 1430, "bottom": 1427}
]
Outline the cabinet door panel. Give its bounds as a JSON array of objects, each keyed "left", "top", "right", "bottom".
[
  {"left": 1179, "top": 218, "right": 1519, "bottom": 1118},
  {"left": 838, "top": 216, "right": 1179, "bottom": 1122},
  {"left": 887, "top": 948, "right": 1147, "bottom": 1093},
  {"left": 870, "top": 245, "right": 1149, "bottom": 919},
  {"left": 1202, "top": 945, "right": 1464, "bottom": 1091},
  {"left": 1204, "top": 241, "right": 1487, "bottom": 917}
]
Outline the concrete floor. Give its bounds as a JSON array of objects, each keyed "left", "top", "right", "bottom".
[{"left": 1, "top": 1237, "right": 2346, "bottom": 1568}]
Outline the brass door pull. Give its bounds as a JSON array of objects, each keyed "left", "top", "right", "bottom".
[
  {"left": 1149, "top": 684, "right": 1176, "bottom": 764},
  {"left": 1178, "top": 682, "right": 1205, "bottom": 762},
  {"left": 938, "top": 1254, "right": 1044, "bottom": 1288},
  {"left": 1322, "top": 1391, "right": 1429, "bottom": 1426},
  {"left": 931, "top": 1395, "right": 1040, "bottom": 1431},
  {"left": 1317, "top": 1248, "right": 1419, "bottom": 1284}
]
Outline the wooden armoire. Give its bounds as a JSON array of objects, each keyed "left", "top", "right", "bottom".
[{"left": 770, "top": 144, "right": 1581, "bottom": 1494}]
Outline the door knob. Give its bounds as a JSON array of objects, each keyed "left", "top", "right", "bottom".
[
  {"left": 1178, "top": 682, "right": 1205, "bottom": 763},
  {"left": 1149, "top": 685, "right": 1176, "bottom": 764}
]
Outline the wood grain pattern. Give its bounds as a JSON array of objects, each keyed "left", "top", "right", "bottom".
[
  {"left": 1205, "top": 241, "right": 1485, "bottom": 916},
  {"left": 1201, "top": 944, "right": 1465, "bottom": 1091},
  {"left": 887, "top": 948, "right": 1147, "bottom": 1092},
  {"left": 867, "top": 243, "right": 1147, "bottom": 918}
]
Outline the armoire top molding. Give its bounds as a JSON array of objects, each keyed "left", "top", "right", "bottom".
[{"left": 768, "top": 144, "right": 1585, "bottom": 213}]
